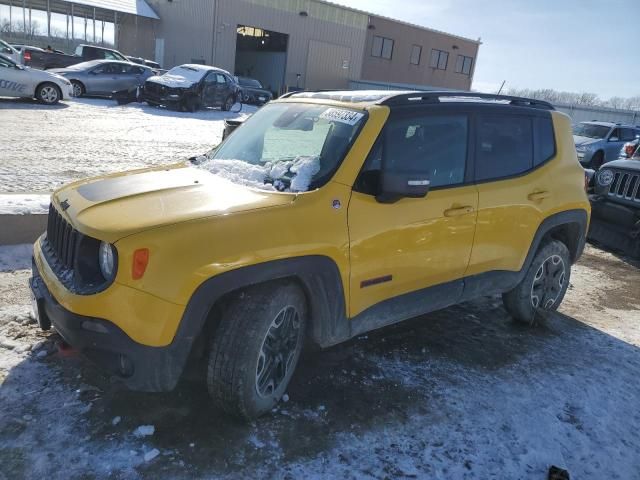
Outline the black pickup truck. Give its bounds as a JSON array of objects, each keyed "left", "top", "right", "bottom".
[
  {"left": 18, "top": 44, "right": 154, "bottom": 71},
  {"left": 586, "top": 148, "right": 640, "bottom": 258}
]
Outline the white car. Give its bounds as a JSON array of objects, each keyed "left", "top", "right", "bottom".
[{"left": 0, "top": 53, "right": 73, "bottom": 105}]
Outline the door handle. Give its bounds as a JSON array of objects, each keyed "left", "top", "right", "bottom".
[
  {"left": 528, "top": 191, "right": 550, "bottom": 202},
  {"left": 444, "top": 205, "right": 475, "bottom": 217}
]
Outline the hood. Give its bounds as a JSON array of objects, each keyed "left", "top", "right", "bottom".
[
  {"left": 599, "top": 159, "right": 640, "bottom": 171},
  {"left": 242, "top": 86, "right": 271, "bottom": 96},
  {"left": 573, "top": 135, "right": 601, "bottom": 147},
  {"left": 146, "top": 74, "right": 196, "bottom": 89},
  {"left": 53, "top": 163, "right": 296, "bottom": 243},
  {"left": 24, "top": 67, "right": 68, "bottom": 83}
]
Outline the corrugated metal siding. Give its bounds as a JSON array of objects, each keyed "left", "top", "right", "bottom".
[
  {"left": 306, "top": 40, "right": 351, "bottom": 89},
  {"left": 214, "top": 0, "right": 367, "bottom": 89},
  {"left": 554, "top": 103, "right": 640, "bottom": 125},
  {"left": 142, "top": 0, "right": 215, "bottom": 67}
]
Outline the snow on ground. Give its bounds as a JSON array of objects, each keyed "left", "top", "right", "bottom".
[
  {"left": 0, "top": 244, "right": 639, "bottom": 479},
  {"left": 0, "top": 194, "right": 50, "bottom": 215},
  {"left": 0, "top": 97, "right": 255, "bottom": 193}
]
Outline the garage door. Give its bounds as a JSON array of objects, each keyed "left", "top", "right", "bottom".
[{"left": 305, "top": 40, "right": 352, "bottom": 90}]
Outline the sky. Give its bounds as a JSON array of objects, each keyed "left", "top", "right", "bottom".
[{"left": 333, "top": 0, "right": 640, "bottom": 99}]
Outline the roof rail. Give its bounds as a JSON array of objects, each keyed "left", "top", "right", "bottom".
[{"left": 378, "top": 91, "right": 555, "bottom": 110}]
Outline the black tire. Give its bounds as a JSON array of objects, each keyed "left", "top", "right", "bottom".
[
  {"left": 36, "top": 82, "right": 61, "bottom": 105},
  {"left": 590, "top": 151, "right": 604, "bottom": 170},
  {"left": 71, "top": 80, "right": 85, "bottom": 98},
  {"left": 146, "top": 100, "right": 160, "bottom": 107},
  {"left": 182, "top": 96, "right": 201, "bottom": 113},
  {"left": 502, "top": 240, "right": 571, "bottom": 325},
  {"left": 221, "top": 95, "right": 235, "bottom": 112},
  {"left": 207, "top": 282, "right": 307, "bottom": 419}
]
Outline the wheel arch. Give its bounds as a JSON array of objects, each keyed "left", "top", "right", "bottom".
[
  {"left": 35, "top": 80, "right": 62, "bottom": 100},
  {"left": 70, "top": 79, "right": 86, "bottom": 95},
  {"left": 175, "top": 255, "right": 349, "bottom": 366}
]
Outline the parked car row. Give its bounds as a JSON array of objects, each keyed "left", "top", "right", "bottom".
[
  {"left": 0, "top": 53, "right": 72, "bottom": 104},
  {"left": 573, "top": 120, "right": 640, "bottom": 169},
  {"left": 1, "top": 36, "right": 275, "bottom": 111}
]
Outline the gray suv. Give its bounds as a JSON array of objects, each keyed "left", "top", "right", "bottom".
[{"left": 574, "top": 121, "right": 640, "bottom": 169}]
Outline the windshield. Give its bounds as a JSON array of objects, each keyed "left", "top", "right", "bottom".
[
  {"left": 196, "top": 103, "right": 366, "bottom": 192},
  {"left": 239, "top": 77, "right": 262, "bottom": 88},
  {"left": 573, "top": 123, "right": 610, "bottom": 139},
  {"left": 165, "top": 65, "right": 207, "bottom": 82}
]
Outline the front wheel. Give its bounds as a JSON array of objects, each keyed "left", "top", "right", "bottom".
[
  {"left": 590, "top": 151, "right": 604, "bottom": 170},
  {"left": 221, "top": 95, "right": 235, "bottom": 111},
  {"left": 37, "top": 83, "right": 61, "bottom": 105},
  {"left": 71, "top": 81, "right": 84, "bottom": 98},
  {"left": 207, "top": 282, "right": 307, "bottom": 419},
  {"left": 502, "top": 240, "right": 571, "bottom": 325}
]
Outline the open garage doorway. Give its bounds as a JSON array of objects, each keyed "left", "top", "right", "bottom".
[{"left": 235, "top": 25, "right": 288, "bottom": 97}]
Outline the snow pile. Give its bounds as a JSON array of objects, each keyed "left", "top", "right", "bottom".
[
  {"left": 0, "top": 195, "right": 49, "bottom": 215},
  {"left": 198, "top": 156, "right": 320, "bottom": 192}
]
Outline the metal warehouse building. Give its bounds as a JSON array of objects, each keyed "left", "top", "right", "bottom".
[{"left": 118, "top": 0, "right": 480, "bottom": 94}]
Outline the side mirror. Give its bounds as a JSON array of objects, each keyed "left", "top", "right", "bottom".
[
  {"left": 609, "top": 136, "right": 619, "bottom": 142},
  {"left": 376, "top": 171, "right": 430, "bottom": 203}
]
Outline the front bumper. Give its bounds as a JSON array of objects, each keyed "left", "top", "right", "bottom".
[
  {"left": 587, "top": 195, "right": 640, "bottom": 257},
  {"left": 30, "top": 246, "right": 192, "bottom": 392},
  {"left": 577, "top": 149, "right": 595, "bottom": 166},
  {"left": 143, "top": 87, "right": 184, "bottom": 105}
]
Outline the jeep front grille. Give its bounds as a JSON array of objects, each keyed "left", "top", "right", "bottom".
[
  {"left": 609, "top": 171, "right": 640, "bottom": 202},
  {"left": 46, "top": 203, "right": 79, "bottom": 271}
]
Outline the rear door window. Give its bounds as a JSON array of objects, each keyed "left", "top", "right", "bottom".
[{"left": 476, "top": 115, "right": 533, "bottom": 181}]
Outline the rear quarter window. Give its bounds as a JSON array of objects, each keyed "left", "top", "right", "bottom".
[
  {"left": 476, "top": 115, "right": 533, "bottom": 182},
  {"left": 535, "top": 116, "right": 556, "bottom": 166}
]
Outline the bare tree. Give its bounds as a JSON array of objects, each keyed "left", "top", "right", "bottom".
[{"left": 505, "top": 87, "right": 639, "bottom": 111}]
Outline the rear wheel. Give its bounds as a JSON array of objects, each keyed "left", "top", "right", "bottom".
[
  {"left": 36, "top": 83, "right": 61, "bottom": 105},
  {"left": 71, "top": 81, "right": 84, "bottom": 98},
  {"left": 503, "top": 240, "right": 571, "bottom": 325},
  {"left": 207, "top": 282, "right": 307, "bottom": 419},
  {"left": 221, "top": 95, "right": 235, "bottom": 111}
]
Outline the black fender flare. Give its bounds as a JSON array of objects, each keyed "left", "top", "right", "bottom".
[
  {"left": 461, "top": 209, "right": 589, "bottom": 301},
  {"left": 167, "top": 255, "right": 348, "bottom": 375}
]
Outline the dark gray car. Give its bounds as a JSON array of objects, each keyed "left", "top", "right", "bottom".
[{"left": 50, "top": 60, "right": 154, "bottom": 97}]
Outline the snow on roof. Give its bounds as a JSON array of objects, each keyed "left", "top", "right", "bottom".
[{"left": 65, "top": 0, "right": 159, "bottom": 19}]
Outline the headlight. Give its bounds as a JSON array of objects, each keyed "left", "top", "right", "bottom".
[
  {"left": 597, "top": 169, "right": 614, "bottom": 187},
  {"left": 98, "top": 242, "right": 116, "bottom": 281}
]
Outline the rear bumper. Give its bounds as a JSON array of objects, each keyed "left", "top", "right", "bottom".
[{"left": 30, "top": 259, "right": 190, "bottom": 392}]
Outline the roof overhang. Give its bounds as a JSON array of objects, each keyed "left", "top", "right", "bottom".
[{"left": 62, "top": 0, "right": 159, "bottom": 19}]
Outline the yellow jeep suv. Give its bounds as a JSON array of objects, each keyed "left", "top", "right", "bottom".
[{"left": 30, "top": 91, "right": 590, "bottom": 418}]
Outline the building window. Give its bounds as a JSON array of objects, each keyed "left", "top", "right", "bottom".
[
  {"left": 372, "top": 35, "right": 394, "bottom": 60},
  {"left": 455, "top": 55, "right": 473, "bottom": 75},
  {"left": 410, "top": 45, "right": 422, "bottom": 65},
  {"left": 429, "top": 49, "right": 449, "bottom": 70}
]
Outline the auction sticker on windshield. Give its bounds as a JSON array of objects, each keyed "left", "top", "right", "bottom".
[{"left": 319, "top": 108, "right": 364, "bottom": 126}]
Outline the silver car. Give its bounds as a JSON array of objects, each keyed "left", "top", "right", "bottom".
[
  {"left": 573, "top": 121, "right": 640, "bottom": 169},
  {"left": 50, "top": 60, "right": 153, "bottom": 97}
]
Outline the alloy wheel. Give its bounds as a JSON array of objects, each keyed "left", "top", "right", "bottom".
[
  {"left": 255, "top": 305, "right": 301, "bottom": 398},
  {"left": 531, "top": 254, "right": 566, "bottom": 309},
  {"left": 40, "top": 85, "right": 59, "bottom": 104},
  {"left": 72, "top": 83, "right": 83, "bottom": 97}
]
